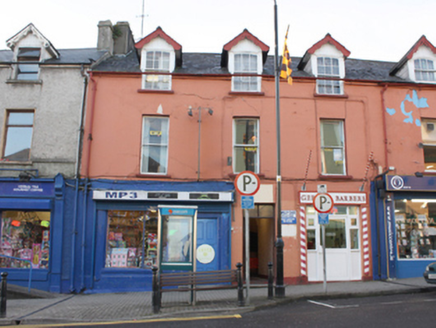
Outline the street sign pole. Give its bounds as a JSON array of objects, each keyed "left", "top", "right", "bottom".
[
  {"left": 313, "top": 191, "right": 334, "bottom": 295},
  {"left": 244, "top": 208, "right": 250, "bottom": 304},
  {"left": 235, "top": 171, "right": 260, "bottom": 306}
]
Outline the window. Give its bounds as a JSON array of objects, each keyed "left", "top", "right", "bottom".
[
  {"left": 16, "top": 48, "right": 40, "bottom": 80},
  {"left": 421, "top": 119, "right": 436, "bottom": 171},
  {"left": 394, "top": 199, "right": 436, "bottom": 260},
  {"left": 106, "top": 210, "right": 157, "bottom": 268},
  {"left": 142, "top": 51, "right": 171, "bottom": 90},
  {"left": 316, "top": 57, "right": 342, "bottom": 95},
  {"left": 141, "top": 116, "right": 169, "bottom": 174},
  {"left": 414, "top": 59, "right": 436, "bottom": 82},
  {"left": 233, "top": 118, "right": 259, "bottom": 173},
  {"left": 232, "top": 54, "right": 260, "bottom": 92},
  {"left": 0, "top": 211, "right": 51, "bottom": 269},
  {"left": 2, "top": 111, "right": 34, "bottom": 162},
  {"left": 320, "top": 120, "right": 345, "bottom": 175}
]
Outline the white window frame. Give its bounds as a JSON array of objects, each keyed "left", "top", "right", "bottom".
[
  {"left": 421, "top": 119, "right": 436, "bottom": 171},
  {"left": 233, "top": 118, "right": 259, "bottom": 173},
  {"left": 316, "top": 57, "right": 343, "bottom": 95},
  {"left": 16, "top": 48, "right": 40, "bottom": 81},
  {"left": 320, "top": 119, "right": 346, "bottom": 175},
  {"left": 414, "top": 59, "right": 436, "bottom": 82},
  {"left": 232, "top": 53, "right": 261, "bottom": 92},
  {"left": 142, "top": 50, "right": 172, "bottom": 90},
  {"left": 140, "top": 116, "right": 169, "bottom": 174}
]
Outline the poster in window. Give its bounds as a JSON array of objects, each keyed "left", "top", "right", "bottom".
[
  {"left": 162, "top": 218, "right": 191, "bottom": 263},
  {"left": 333, "top": 149, "right": 343, "bottom": 161}
]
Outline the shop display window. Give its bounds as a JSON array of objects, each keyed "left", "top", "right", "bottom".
[
  {"left": 105, "top": 210, "right": 158, "bottom": 269},
  {"left": 0, "top": 211, "right": 50, "bottom": 269},
  {"left": 395, "top": 199, "right": 436, "bottom": 259}
]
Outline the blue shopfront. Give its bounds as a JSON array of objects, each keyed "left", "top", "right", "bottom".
[
  {"left": 0, "top": 174, "right": 66, "bottom": 292},
  {"left": 371, "top": 174, "right": 436, "bottom": 280},
  {"left": 81, "top": 180, "right": 234, "bottom": 294}
]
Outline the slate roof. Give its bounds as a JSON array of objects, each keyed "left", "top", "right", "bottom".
[
  {"left": 92, "top": 52, "right": 409, "bottom": 83},
  {"left": 0, "top": 48, "right": 108, "bottom": 65}
]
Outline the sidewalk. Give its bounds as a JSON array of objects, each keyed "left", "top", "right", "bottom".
[{"left": 0, "top": 277, "right": 435, "bottom": 326}]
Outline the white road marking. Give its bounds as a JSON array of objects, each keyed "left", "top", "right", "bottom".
[{"left": 308, "top": 300, "right": 359, "bottom": 309}]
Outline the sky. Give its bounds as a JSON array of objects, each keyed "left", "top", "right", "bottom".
[{"left": 1, "top": 0, "right": 436, "bottom": 62}]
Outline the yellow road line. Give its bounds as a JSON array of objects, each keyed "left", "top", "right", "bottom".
[{"left": 4, "top": 314, "right": 242, "bottom": 327}]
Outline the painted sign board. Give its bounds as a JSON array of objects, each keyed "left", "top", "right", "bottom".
[
  {"left": 281, "top": 210, "right": 297, "bottom": 224},
  {"left": 300, "top": 192, "right": 366, "bottom": 205}
]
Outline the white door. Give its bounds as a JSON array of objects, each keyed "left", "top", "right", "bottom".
[{"left": 307, "top": 206, "right": 361, "bottom": 281}]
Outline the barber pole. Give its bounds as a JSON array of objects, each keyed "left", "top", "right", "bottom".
[
  {"left": 362, "top": 207, "right": 370, "bottom": 274},
  {"left": 300, "top": 206, "right": 307, "bottom": 277}
]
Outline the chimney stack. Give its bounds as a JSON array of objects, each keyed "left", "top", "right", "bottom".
[{"left": 97, "top": 20, "right": 114, "bottom": 54}]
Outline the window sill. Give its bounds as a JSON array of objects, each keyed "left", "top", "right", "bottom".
[
  {"left": 228, "top": 173, "right": 264, "bottom": 179},
  {"left": 0, "top": 160, "right": 32, "bottom": 165},
  {"left": 136, "top": 173, "right": 171, "bottom": 179},
  {"left": 314, "top": 93, "right": 348, "bottom": 98},
  {"left": 318, "top": 174, "right": 353, "bottom": 180},
  {"left": 229, "top": 91, "right": 265, "bottom": 96},
  {"left": 137, "top": 89, "right": 174, "bottom": 94},
  {"left": 6, "top": 79, "right": 42, "bottom": 85}
]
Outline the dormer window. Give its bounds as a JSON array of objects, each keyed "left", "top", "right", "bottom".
[
  {"left": 17, "top": 48, "right": 40, "bottom": 80},
  {"left": 316, "top": 57, "right": 341, "bottom": 94},
  {"left": 144, "top": 51, "right": 171, "bottom": 90},
  {"left": 414, "top": 59, "right": 435, "bottom": 82},
  {"left": 233, "top": 53, "right": 260, "bottom": 92}
]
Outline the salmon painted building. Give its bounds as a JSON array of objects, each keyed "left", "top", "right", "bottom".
[{"left": 3, "top": 19, "right": 436, "bottom": 293}]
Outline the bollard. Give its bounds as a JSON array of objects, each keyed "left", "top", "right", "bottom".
[
  {"left": 0, "top": 272, "right": 7, "bottom": 318},
  {"left": 236, "top": 262, "right": 244, "bottom": 306},
  {"left": 268, "top": 262, "right": 274, "bottom": 299},
  {"left": 152, "top": 267, "right": 160, "bottom": 314}
]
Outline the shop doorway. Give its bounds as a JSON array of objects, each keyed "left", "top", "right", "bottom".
[
  {"left": 196, "top": 216, "right": 219, "bottom": 272},
  {"left": 307, "top": 206, "right": 362, "bottom": 281},
  {"left": 246, "top": 204, "right": 275, "bottom": 278}
]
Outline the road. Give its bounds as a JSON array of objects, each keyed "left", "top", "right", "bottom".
[{"left": 26, "top": 291, "right": 436, "bottom": 328}]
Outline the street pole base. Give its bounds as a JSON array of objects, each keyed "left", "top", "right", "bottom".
[{"left": 275, "top": 285, "right": 285, "bottom": 298}]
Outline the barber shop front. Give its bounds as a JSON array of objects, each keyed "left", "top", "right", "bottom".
[
  {"left": 372, "top": 175, "right": 436, "bottom": 280},
  {"left": 82, "top": 180, "right": 234, "bottom": 293}
]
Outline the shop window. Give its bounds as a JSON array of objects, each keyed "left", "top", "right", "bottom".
[
  {"left": 142, "top": 51, "right": 171, "bottom": 90},
  {"left": 2, "top": 111, "right": 34, "bottom": 162},
  {"left": 106, "top": 210, "right": 158, "bottom": 269},
  {"left": 349, "top": 229, "right": 359, "bottom": 249},
  {"left": 395, "top": 199, "right": 436, "bottom": 259},
  {"left": 320, "top": 218, "right": 346, "bottom": 248},
  {"left": 307, "top": 230, "right": 316, "bottom": 250},
  {"left": 140, "top": 116, "right": 169, "bottom": 174},
  {"left": 233, "top": 118, "right": 259, "bottom": 173},
  {"left": 320, "top": 120, "right": 346, "bottom": 175},
  {"left": 0, "top": 211, "right": 50, "bottom": 269},
  {"left": 421, "top": 119, "right": 436, "bottom": 171}
]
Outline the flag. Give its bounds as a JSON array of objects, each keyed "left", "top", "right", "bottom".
[{"left": 280, "top": 25, "right": 292, "bottom": 85}]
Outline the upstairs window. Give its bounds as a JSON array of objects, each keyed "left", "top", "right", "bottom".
[
  {"left": 421, "top": 119, "right": 436, "bottom": 171},
  {"left": 233, "top": 118, "right": 259, "bottom": 173},
  {"left": 2, "top": 111, "right": 34, "bottom": 162},
  {"left": 414, "top": 59, "right": 436, "bottom": 82},
  {"left": 16, "top": 48, "right": 40, "bottom": 80},
  {"left": 316, "top": 57, "right": 342, "bottom": 95},
  {"left": 320, "top": 120, "right": 346, "bottom": 175},
  {"left": 143, "top": 51, "right": 171, "bottom": 90},
  {"left": 141, "top": 116, "right": 169, "bottom": 174},
  {"left": 232, "top": 54, "right": 260, "bottom": 92}
]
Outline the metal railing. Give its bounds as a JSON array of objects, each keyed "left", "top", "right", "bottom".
[{"left": 0, "top": 255, "right": 32, "bottom": 293}]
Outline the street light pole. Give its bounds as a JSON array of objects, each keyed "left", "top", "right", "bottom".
[{"left": 274, "top": 0, "right": 285, "bottom": 298}]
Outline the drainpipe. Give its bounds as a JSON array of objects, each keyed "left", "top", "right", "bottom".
[
  {"left": 373, "top": 168, "right": 390, "bottom": 279},
  {"left": 381, "top": 84, "right": 389, "bottom": 170},
  {"left": 70, "top": 65, "right": 89, "bottom": 293},
  {"left": 85, "top": 72, "right": 98, "bottom": 178}
]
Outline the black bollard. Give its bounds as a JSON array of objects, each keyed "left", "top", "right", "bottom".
[
  {"left": 152, "top": 267, "right": 160, "bottom": 314},
  {"left": 236, "top": 262, "right": 244, "bottom": 306},
  {"left": 0, "top": 272, "right": 7, "bottom": 318},
  {"left": 268, "top": 262, "right": 274, "bottom": 299}
]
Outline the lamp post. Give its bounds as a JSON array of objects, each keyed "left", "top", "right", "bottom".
[{"left": 273, "top": 0, "right": 285, "bottom": 298}]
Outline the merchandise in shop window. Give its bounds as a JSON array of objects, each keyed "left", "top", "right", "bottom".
[{"left": 0, "top": 211, "right": 50, "bottom": 269}]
